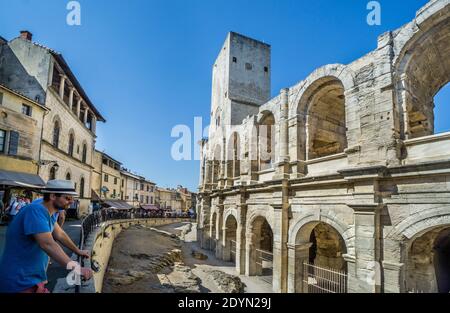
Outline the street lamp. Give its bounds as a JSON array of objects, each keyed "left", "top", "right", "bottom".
[{"left": 34, "top": 160, "right": 59, "bottom": 175}]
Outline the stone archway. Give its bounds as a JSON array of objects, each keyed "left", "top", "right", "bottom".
[
  {"left": 247, "top": 216, "right": 274, "bottom": 283},
  {"left": 406, "top": 226, "right": 450, "bottom": 293},
  {"left": 289, "top": 221, "right": 348, "bottom": 293},
  {"left": 394, "top": 4, "right": 450, "bottom": 139},
  {"left": 223, "top": 214, "right": 238, "bottom": 262}
]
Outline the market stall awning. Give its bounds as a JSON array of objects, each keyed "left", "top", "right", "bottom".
[
  {"left": 140, "top": 204, "right": 160, "bottom": 211},
  {"left": 104, "top": 200, "right": 134, "bottom": 210},
  {"left": 91, "top": 189, "right": 101, "bottom": 201},
  {"left": 0, "top": 169, "right": 46, "bottom": 189}
]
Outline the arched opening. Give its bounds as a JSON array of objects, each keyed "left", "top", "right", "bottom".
[
  {"left": 293, "top": 221, "right": 348, "bottom": 293},
  {"left": 65, "top": 172, "right": 71, "bottom": 181},
  {"left": 303, "top": 78, "right": 347, "bottom": 159},
  {"left": 210, "top": 212, "right": 217, "bottom": 251},
  {"left": 79, "top": 177, "right": 85, "bottom": 198},
  {"left": 68, "top": 132, "right": 75, "bottom": 157},
  {"left": 53, "top": 120, "right": 60, "bottom": 148},
  {"left": 434, "top": 83, "right": 450, "bottom": 134},
  {"left": 49, "top": 165, "right": 58, "bottom": 180},
  {"left": 396, "top": 17, "right": 450, "bottom": 139},
  {"left": 249, "top": 216, "right": 273, "bottom": 283},
  {"left": 81, "top": 143, "right": 87, "bottom": 163},
  {"left": 258, "top": 113, "right": 275, "bottom": 171},
  {"left": 223, "top": 214, "right": 238, "bottom": 263},
  {"left": 406, "top": 226, "right": 450, "bottom": 293}
]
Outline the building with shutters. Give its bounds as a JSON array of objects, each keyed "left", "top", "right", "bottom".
[
  {"left": 0, "top": 31, "right": 106, "bottom": 216},
  {"left": 0, "top": 83, "right": 48, "bottom": 180}
]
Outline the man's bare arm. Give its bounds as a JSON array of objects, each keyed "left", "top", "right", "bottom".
[
  {"left": 52, "top": 223, "right": 80, "bottom": 255},
  {"left": 34, "top": 232, "right": 72, "bottom": 268}
]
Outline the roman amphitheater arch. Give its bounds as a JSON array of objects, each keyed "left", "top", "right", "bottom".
[
  {"left": 394, "top": 2, "right": 450, "bottom": 139},
  {"left": 246, "top": 212, "right": 275, "bottom": 283},
  {"left": 223, "top": 211, "right": 238, "bottom": 262},
  {"left": 289, "top": 64, "right": 355, "bottom": 163},
  {"left": 287, "top": 213, "right": 352, "bottom": 293},
  {"left": 387, "top": 208, "right": 450, "bottom": 293}
]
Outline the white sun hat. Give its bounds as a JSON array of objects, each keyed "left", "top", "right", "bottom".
[{"left": 41, "top": 180, "right": 79, "bottom": 196}]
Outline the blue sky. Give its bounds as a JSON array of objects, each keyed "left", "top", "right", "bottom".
[{"left": 0, "top": 0, "right": 448, "bottom": 191}]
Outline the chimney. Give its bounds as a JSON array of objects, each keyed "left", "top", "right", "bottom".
[{"left": 20, "top": 30, "right": 33, "bottom": 41}]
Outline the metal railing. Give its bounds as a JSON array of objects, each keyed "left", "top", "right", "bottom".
[
  {"left": 230, "top": 240, "right": 237, "bottom": 263},
  {"left": 255, "top": 248, "right": 273, "bottom": 284},
  {"left": 302, "top": 262, "right": 347, "bottom": 293},
  {"left": 74, "top": 209, "right": 193, "bottom": 293}
]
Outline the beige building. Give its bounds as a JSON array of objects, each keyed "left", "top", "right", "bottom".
[
  {"left": 0, "top": 83, "right": 48, "bottom": 185},
  {"left": 137, "top": 179, "right": 156, "bottom": 206},
  {"left": 92, "top": 150, "right": 122, "bottom": 200},
  {"left": 0, "top": 31, "right": 106, "bottom": 216},
  {"left": 197, "top": 0, "right": 450, "bottom": 294}
]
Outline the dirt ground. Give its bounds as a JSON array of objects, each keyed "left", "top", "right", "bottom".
[{"left": 102, "top": 222, "right": 272, "bottom": 293}]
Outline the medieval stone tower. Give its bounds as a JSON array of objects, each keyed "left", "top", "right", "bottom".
[{"left": 210, "top": 32, "right": 271, "bottom": 134}]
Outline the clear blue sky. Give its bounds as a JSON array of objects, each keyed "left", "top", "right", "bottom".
[{"left": 0, "top": 0, "right": 448, "bottom": 191}]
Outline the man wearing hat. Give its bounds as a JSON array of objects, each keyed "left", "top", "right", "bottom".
[{"left": 0, "top": 180, "right": 93, "bottom": 293}]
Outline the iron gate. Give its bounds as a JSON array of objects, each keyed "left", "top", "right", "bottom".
[
  {"left": 256, "top": 248, "right": 273, "bottom": 284},
  {"left": 302, "top": 262, "right": 347, "bottom": 293},
  {"left": 230, "top": 240, "right": 237, "bottom": 263}
]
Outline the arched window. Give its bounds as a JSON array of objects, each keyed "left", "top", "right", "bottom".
[
  {"left": 258, "top": 113, "right": 275, "bottom": 170},
  {"left": 300, "top": 77, "right": 347, "bottom": 159},
  {"left": 396, "top": 17, "right": 450, "bottom": 139},
  {"left": 68, "top": 133, "right": 74, "bottom": 156},
  {"left": 82, "top": 143, "right": 87, "bottom": 163},
  {"left": 49, "top": 165, "right": 58, "bottom": 180},
  {"left": 434, "top": 83, "right": 450, "bottom": 134},
  {"left": 66, "top": 172, "right": 71, "bottom": 181},
  {"left": 79, "top": 177, "right": 85, "bottom": 198},
  {"left": 53, "top": 121, "right": 60, "bottom": 148}
]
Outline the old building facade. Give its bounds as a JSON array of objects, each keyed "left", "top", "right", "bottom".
[
  {"left": 197, "top": 0, "right": 450, "bottom": 293},
  {"left": 0, "top": 31, "right": 106, "bottom": 216},
  {"left": 92, "top": 150, "right": 123, "bottom": 200},
  {"left": 0, "top": 84, "right": 48, "bottom": 176}
]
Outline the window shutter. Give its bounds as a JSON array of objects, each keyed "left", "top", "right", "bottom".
[{"left": 8, "top": 131, "right": 19, "bottom": 156}]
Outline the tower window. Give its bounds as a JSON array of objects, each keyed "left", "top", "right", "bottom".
[
  {"left": 245, "top": 63, "right": 253, "bottom": 70},
  {"left": 264, "top": 66, "right": 268, "bottom": 73},
  {"left": 232, "top": 57, "right": 237, "bottom": 63}
]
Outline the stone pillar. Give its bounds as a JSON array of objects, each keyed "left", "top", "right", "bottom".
[
  {"left": 199, "top": 196, "right": 211, "bottom": 250},
  {"left": 91, "top": 115, "right": 97, "bottom": 134},
  {"left": 272, "top": 180, "right": 290, "bottom": 293},
  {"left": 245, "top": 232, "right": 257, "bottom": 276},
  {"left": 287, "top": 243, "right": 312, "bottom": 293},
  {"left": 236, "top": 193, "right": 247, "bottom": 275},
  {"left": 274, "top": 88, "right": 290, "bottom": 180},
  {"left": 219, "top": 138, "right": 227, "bottom": 188},
  {"left": 68, "top": 88, "right": 74, "bottom": 110},
  {"left": 382, "top": 237, "right": 406, "bottom": 293},
  {"left": 59, "top": 75, "right": 66, "bottom": 99},
  {"left": 215, "top": 204, "right": 224, "bottom": 259},
  {"left": 84, "top": 107, "right": 89, "bottom": 124},
  {"left": 348, "top": 204, "right": 382, "bottom": 293},
  {"left": 382, "top": 261, "right": 405, "bottom": 293},
  {"left": 76, "top": 99, "right": 82, "bottom": 119}
]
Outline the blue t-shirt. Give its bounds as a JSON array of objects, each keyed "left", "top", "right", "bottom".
[
  {"left": 0, "top": 202, "right": 57, "bottom": 293},
  {"left": 32, "top": 198, "right": 64, "bottom": 224}
]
